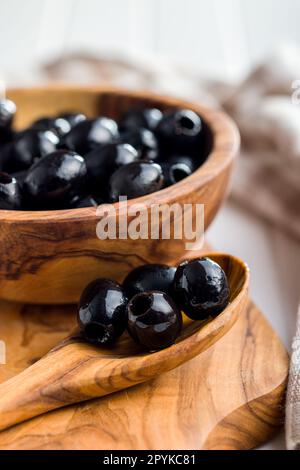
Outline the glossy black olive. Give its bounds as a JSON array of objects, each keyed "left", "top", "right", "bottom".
[
  {"left": 121, "top": 128, "right": 158, "bottom": 160},
  {"left": 0, "top": 99, "right": 16, "bottom": 145},
  {"left": 123, "top": 264, "right": 176, "bottom": 300},
  {"left": 32, "top": 117, "right": 70, "bottom": 137},
  {"left": 84, "top": 143, "right": 138, "bottom": 194},
  {"left": 78, "top": 278, "right": 128, "bottom": 345},
  {"left": 61, "top": 118, "right": 119, "bottom": 154},
  {"left": 11, "top": 170, "right": 27, "bottom": 189},
  {"left": 0, "top": 172, "right": 22, "bottom": 210},
  {"left": 33, "top": 113, "right": 87, "bottom": 137},
  {"left": 127, "top": 291, "right": 182, "bottom": 351},
  {"left": 2, "top": 128, "right": 59, "bottom": 173},
  {"left": 0, "top": 99, "right": 16, "bottom": 129},
  {"left": 23, "top": 150, "right": 87, "bottom": 208},
  {"left": 156, "top": 109, "right": 204, "bottom": 154},
  {"left": 70, "top": 194, "right": 98, "bottom": 208},
  {"left": 172, "top": 257, "right": 230, "bottom": 320},
  {"left": 120, "top": 108, "right": 162, "bottom": 132},
  {"left": 109, "top": 161, "right": 164, "bottom": 202},
  {"left": 58, "top": 112, "right": 87, "bottom": 129},
  {"left": 161, "top": 155, "right": 196, "bottom": 186}
]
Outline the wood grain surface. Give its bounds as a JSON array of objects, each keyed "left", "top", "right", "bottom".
[
  {"left": 0, "top": 300, "right": 288, "bottom": 450},
  {"left": 0, "top": 86, "right": 239, "bottom": 304},
  {"left": 0, "top": 252, "right": 249, "bottom": 433}
]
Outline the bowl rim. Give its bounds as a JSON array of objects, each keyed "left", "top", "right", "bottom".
[{"left": 0, "top": 85, "right": 240, "bottom": 223}]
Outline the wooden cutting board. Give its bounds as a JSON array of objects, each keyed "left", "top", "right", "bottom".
[{"left": 0, "top": 299, "right": 288, "bottom": 450}]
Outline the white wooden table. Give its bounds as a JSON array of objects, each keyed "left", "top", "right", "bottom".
[{"left": 208, "top": 200, "right": 300, "bottom": 450}]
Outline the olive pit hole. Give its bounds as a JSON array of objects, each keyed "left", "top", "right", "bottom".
[
  {"left": 179, "top": 115, "right": 195, "bottom": 131},
  {"left": 171, "top": 164, "right": 191, "bottom": 183},
  {"left": 131, "top": 294, "right": 152, "bottom": 316}
]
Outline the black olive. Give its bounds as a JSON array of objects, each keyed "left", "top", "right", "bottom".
[
  {"left": 120, "top": 128, "right": 158, "bottom": 160},
  {"left": 0, "top": 99, "right": 16, "bottom": 145},
  {"left": 161, "top": 155, "right": 196, "bottom": 186},
  {"left": 156, "top": 109, "right": 204, "bottom": 154},
  {"left": 2, "top": 128, "right": 59, "bottom": 173},
  {"left": 23, "top": 150, "right": 87, "bottom": 208},
  {"left": 0, "top": 171, "right": 22, "bottom": 210},
  {"left": 123, "top": 264, "right": 176, "bottom": 300},
  {"left": 57, "top": 112, "right": 87, "bottom": 129},
  {"left": 11, "top": 170, "right": 27, "bottom": 190},
  {"left": 70, "top": 194, "right": 98, "bottom": 208},
  {"left": 84, "top": 143, "right": 138, "bottom": 195},
  {"left": 120, "top": 108, "right": 162, "bottom": 132},
  {"left": 127, "top": 291, "right": 182, "bottom": 351},
  {"left": 61, "top": 118, "right": 119, "bottom": 154},
  {"left": 172, "top": 257, "right": 230, "bottom": 320},
  {"left": 109, "top": 161, "right": 164, "bottom": 202},
  {"left": 32, "top": 112, "right": 87, "bottom": 137},
  {"left": 78, "top": 278, "right": 128, "bottom": 345},
  {"left": 32, "top": 117, "right": 70, "bottom": 137}
]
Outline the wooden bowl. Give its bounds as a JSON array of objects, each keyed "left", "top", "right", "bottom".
[
  {"left": 0, "top": 86, "right": 240, "bottom": 304},
  {"left": 0, "top": 252, "right": 249, "bottom": 431}
]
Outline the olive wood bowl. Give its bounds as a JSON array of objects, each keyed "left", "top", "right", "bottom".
[{"left": 0, "top": 86, "right": 240, "bottom": 303}]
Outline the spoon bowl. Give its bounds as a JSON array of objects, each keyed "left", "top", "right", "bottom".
[{"left": 0, "top": 252, "right": 249, "bottom": 432}]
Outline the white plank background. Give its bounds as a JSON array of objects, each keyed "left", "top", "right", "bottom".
[
  {"left": 2, "top": 0, "right": 300, "bottom": 80},
  {"left": 1, "top": 0, "right": 300, "bottom": 450}
]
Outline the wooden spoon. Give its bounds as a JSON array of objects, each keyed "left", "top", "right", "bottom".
[{"left": 0, "top": 253, "right": 249, "bottom": 432}]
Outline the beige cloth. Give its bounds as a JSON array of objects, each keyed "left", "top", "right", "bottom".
[{"left": 286, "top": 305, "right": 300, "bottom": 450}]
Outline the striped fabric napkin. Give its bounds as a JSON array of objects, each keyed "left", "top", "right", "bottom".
[{"left": 286, "top": 305, "right": 300, "bottom": 450}]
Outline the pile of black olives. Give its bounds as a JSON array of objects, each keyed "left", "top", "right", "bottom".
[
  {"left": 0, "top": 98, "right": 211, "bottom": 210},
  {"left": 77, "top": 257, "right": 230, "bottom": 352}
]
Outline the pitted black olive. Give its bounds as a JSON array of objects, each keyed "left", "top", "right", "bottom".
[
  {"left": 0, "top": 172, "right": 22, "bottom": 210},
  {"left": 61, "top": 118, "right": 119, "bottom": 154},
  {"left": 172, "top": 257, "right": 230, "bottom": 320},
  {"left": 11, "top": 170, "right": 27, "bottom": 190},
  {"left": 57, "top": 112, "right": 87, "bottom": 129},
  {"left": 156, "top": 109, "right": 204, "bottom": 154},
  {"left": 109, "top": 161, "right": 164, "bottom": 202},
  {"left": 121, "top": 128, "right": 158, "bottom": 160},
  {"left": 127, "top": 291, "right": 182, "bottom": 351},
  {"left": 2, "top": 128, "right": 59, "bottom": 173},
  {"left": 23, "top": 150, "right": 87, "bottom": 208},
  {"left": 161, "top": 155, "right": 196, "bottom": 186},
  {"left": 123, "top": 264, "right": 176, "bottom": 300},
  {"left": 0, "top": 99, "right": 16, "bottom": 145},
  {"left": 84, "top": 142, "right": 138, "bottom": 194},
  {"left": 32, "top": 117, "right": 70, "bottom": 137},
  {"left": 32, "top": 113, "right": 87, "bottom": 137},
  {"left": 78, "top": 278, "right": 128, "bottom": 345},
  {"left": 120, "top": 108, "right": 162, "bottom": 132}
]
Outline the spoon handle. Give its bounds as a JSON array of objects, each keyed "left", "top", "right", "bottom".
[{"left": 0, "top": 339, "right": 112, "bottom": 432}]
